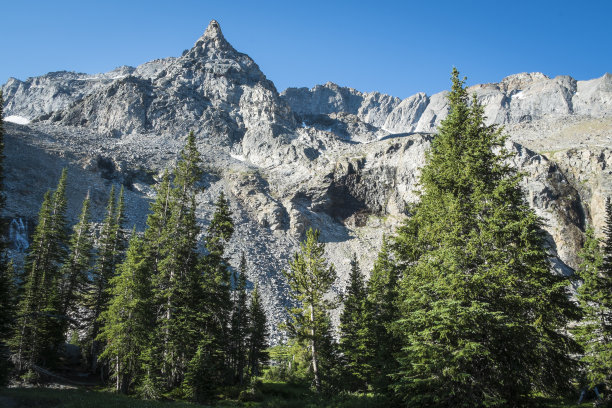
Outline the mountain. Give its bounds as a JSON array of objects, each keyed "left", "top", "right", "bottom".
[{"left": 2, "top": 20, "right": 611, "bottom": 337}]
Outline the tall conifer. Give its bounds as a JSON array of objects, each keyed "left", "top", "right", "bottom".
[
  {"left": 60, "top": 194, "right": 93, "bottom": 328},
  {"left": 574, "top": 201, "right": 612, "bottom": 393},
  {"left": 247, "top": 282, "right": 268, "bottom": 378},
  {"left": 87, "top": 185, "right": 125, "bottom": 372},
  {"left": 366, "top": 236, "right": 400, "bottom": 394},
  {"left": 201, "top": 191, "right": 234, "bottom": 382},
  {"left": 338, "top": 253, "right": 371, "bottom": 392},
  {"left": 99, "top": 233, "right": 154, "bottom": 393},
  {"left": 283, "top": 228, "right": 337, "bottom": 392},
  {"left": 392, "top": 69, "right": 579, "bottom": 407},
  {"left": 152, "top": 131, "right": 203, "bottom": 388},
  {"left": 230, "top": 253, "right": 249, "bottom": 383},
  {"left": 13, "top": 170, "right": 69, "bottom": 370}
]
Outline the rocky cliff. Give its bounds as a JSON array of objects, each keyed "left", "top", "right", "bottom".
[{"left": 2, "top": 20, "right": 611, "bottom": 338}]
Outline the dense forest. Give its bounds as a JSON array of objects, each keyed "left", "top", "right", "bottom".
[{"left": 0, "top": 70, "right": 611, "bottom": 407}]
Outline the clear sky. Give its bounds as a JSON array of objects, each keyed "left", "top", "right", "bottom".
[{"left": 1, "top": 0, "right": 610, "bottom": 99}]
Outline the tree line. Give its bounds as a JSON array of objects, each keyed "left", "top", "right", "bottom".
[
  {"left": 276, "top": 70, "right": 612, "bottom": 407},
  {"left": 0, "top": 123, "right": 268, "bottom": 402}
]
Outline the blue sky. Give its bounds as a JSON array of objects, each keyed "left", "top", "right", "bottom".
[{"left": 1, "top": 0, "right": 610, "bottom": 99}]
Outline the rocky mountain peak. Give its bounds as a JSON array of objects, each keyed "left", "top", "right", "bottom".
[
  {"left": 499, "top": 72, "right": 549, "bottom": 92},
  {"left": 193, "top": 19, "right": 230, "bottom": 52},
  {"left": 204, "top": 19, "right": 223, "bottom": 39}
]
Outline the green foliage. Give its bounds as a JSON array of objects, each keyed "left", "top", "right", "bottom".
[
  {"left": 230, "top": 254, "right": 250, "bottom": 384},
  {"left": 12, "top": 170, "right": 69, "bottom": 371},
  {"left": 0, "top": 262, "right": 17, "bottom": 384},
  {"left": 392, "top": 69, "right": 580, "bottom": 407},
  {"left": 247, "top": 282, "right": 268, "bottom": 378},
  {"left": 147, "top": 132, "right": 205, "bottom": 389},
  {"left": 338, "top": 253, "right": 371, "bottom": 392},
  {"left": 207, "top": 192, "right": 234, "bottom": 257},
  {"left": 99, "top": 234, "right": 154, "bottom": 393},
  {"left": 200, "top": 191, "right": 235, "bottom": 388},
  {"left": 182, "top": 343, "right": 217, "bottom": 403},
  {"left": 366, "top": 236, "right": 400, "bottom": 395},
  {"left": 86, "top": 185, "right": 126, "bottom": 373},
  {"left": 574, "top": 201, "right": 612, "bottom": 392},
  {"left": 59, "top": 194, "right": 94, "bottom": 331},
  {"left": 283, "top": 228, "right": 338, "bottom": 393}
]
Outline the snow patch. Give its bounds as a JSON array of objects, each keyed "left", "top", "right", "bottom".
[
  {"left": 230, "top": 153, "right": 246, "bottom": 162},
  {"left": 513, "top": 91, "right": 525, "bottom": 100},
  {"left": 5, "top": 115, "right": 31, "bottom": 125}
]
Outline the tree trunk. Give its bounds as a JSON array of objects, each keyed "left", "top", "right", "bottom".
[
  {"left": 116, "top": 356, "right": 120, "bottom": 392},
  {"left": 310, "top": 303, "right": 321, "bottom": 392}
]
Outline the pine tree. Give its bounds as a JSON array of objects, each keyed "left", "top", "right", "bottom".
[
  {"left": 229, "top": 253, "right": 249, "bottom": 383},
  {"left": 201, "top": 191, "right": 234, "bottom": 383},
  {"left": 150, "top": 131, "right": 203, "bottom": 388},
  {"left": 283, "top": 228, "right": 337, "bottom": 392},
  {"left": 392, "top": 69, "right": 580, "bottom": 407},
  {"left": 60, "top": 194, "right": 94, "bottom": 329},
  {"left": 0, "top": 261, "right": 17, "bottom": 383},
  {"left": 366, "top": 235, "right": 400, "bottom": 394},
  {"left": 12, "top": 170, "right": 70, "bottom": 370},
  {"left": 247, "top": 282, "right": 268, "bottom": 378},
  {"left": 338, "top": 253, "right": 371, "bottom": 392},
  {"left": 87, "top": 185, "right": 126, "bottom": 373},
  {"left": 99, "top": 233, "right": 154, "bottom": 393},
  {"left": 574, "top": 201, "right": 612, "bottom": 393}
]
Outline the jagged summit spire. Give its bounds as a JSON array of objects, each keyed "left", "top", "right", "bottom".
[
  {"left": 203, "top": 19, "right": 223, "bottom": 40},
  {"left": 193, "top": 19, "right": 229, "bottom": 51}
]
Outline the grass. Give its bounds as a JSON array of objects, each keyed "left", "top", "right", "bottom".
[{"left": 0, "top": 383, "right": 600, "bottom": 408}]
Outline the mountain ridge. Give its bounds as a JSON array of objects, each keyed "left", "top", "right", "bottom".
[{"left": 2, "top": 20, "right": 611, "bottom": 336}]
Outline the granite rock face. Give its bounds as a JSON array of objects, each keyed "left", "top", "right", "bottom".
[{"left": 2, "top": 20, "right": 611, "bottom": 337}]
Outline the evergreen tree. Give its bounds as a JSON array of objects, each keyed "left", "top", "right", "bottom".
[
  {"left": 0, "top": 261, "right": 17, "bottom": 383},
  {"left": 60, "top": 194, "right": 94, "bottom": 329},
  {"left": 338, "top": 253, "right": 371, "bottom": 392},
  {"left": 87, "top": 185, "right": 126, "bottom": 373},
  {"left": 229, "top": 253, "right": 249, "bottom": 383},
  {"left": 574, "top": 201, "right": 612, "bottom": 393},
  {"left": 151, "top": 131, "right": 203, "bottom": 388},
  {"left": 283, "top": 228, "right": 337, "bottom": 392},
  {"left": 99, "top": 233, "right": 154, "bottom": 393},
  {"left": 392, "top": 69, "right": 579, "bottom": 407},
  {"left": 201, "top": 191, "right": 235, "bottom": 383},
  {"left": 247, "top": 282, "right": 268, "bottom": 378},
  {"left": 12, "top": 170, "right": 70, "bottom": 370},
  {"left": 366, "top": 235, "right": 401, "bottom": 394}
]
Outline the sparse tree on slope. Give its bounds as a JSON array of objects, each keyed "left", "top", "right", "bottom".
[
  {"left": 392, "top": 69, "right": 579, "bottom": 407},
  {"left": 283, "top": 228, "right": 337, "bottom": 392}
]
